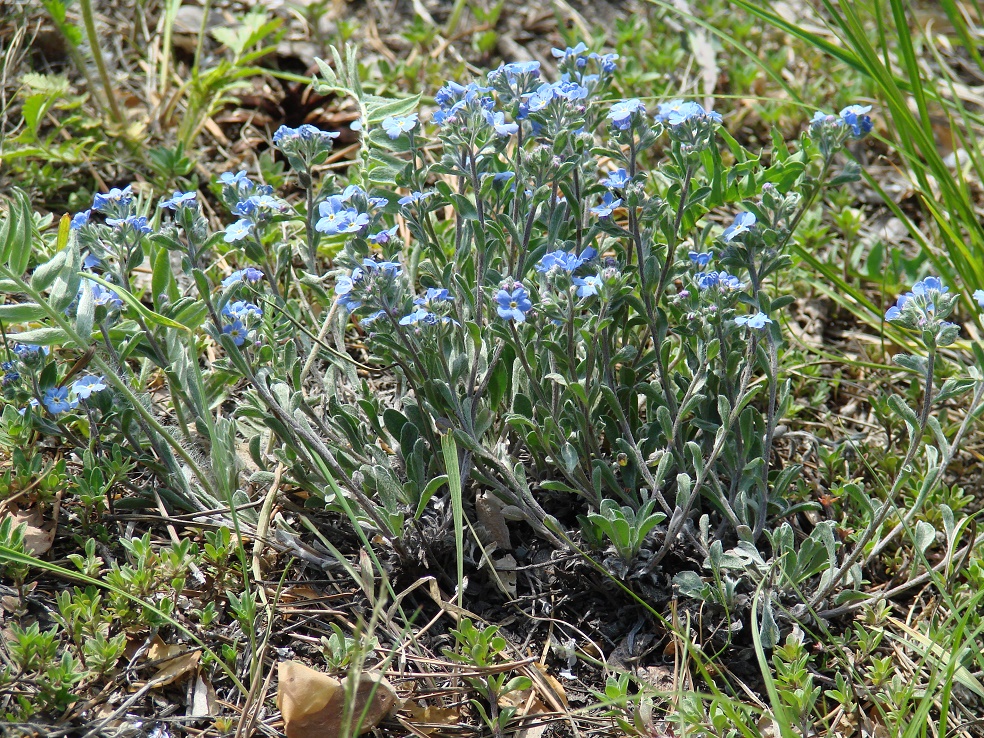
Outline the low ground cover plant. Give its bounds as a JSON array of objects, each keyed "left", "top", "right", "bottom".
[{"left": 1, "top": 37, "right": 984, "bottom": 736}]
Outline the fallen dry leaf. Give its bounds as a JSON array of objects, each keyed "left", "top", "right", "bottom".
[
  {"left": 5, "top": 508, "right": 55, "bottom": 556},
  {"left": 277, "top": 661, "right": 398, "bottom": 738},
  {"left": 135, "top": 635, "right": 201, "bottom": 688},
  {"left": 403, "top": 703, "right": 461, "bottom": 734}
]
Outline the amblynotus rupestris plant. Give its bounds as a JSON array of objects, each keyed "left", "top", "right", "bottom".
[{"left": 222, "top": 44, "right": 884, "bottom": 583}]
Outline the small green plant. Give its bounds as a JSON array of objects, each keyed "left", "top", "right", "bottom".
[
  {"left": 446, "top": 619, "right": 532, "bottom": 738},
  {"left": 583, "top": 496, "right": 666, "bottom": 563}
]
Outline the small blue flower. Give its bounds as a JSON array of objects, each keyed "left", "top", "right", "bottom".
[
  {"left": 222, "top": 301, "right": 262, "bottom": 321},
  {"left": 589, "top": 52, "right": 619, "bottom": 73},
  {"left": 551, "top": 42, "right": 589, "bottom": 60},
  {"left": 536, "top": 247, "right": 597, "bottom": 273},
  {"left": 884, "top": 293, "right": 910, "bottom": 322},
  {"left": 591, "top": 193, "right": 622, "bottom": 218},
  {"left": 573, "top": 275, "right": 602, "bottom": 298},
  {"left": 487, "top": 111, "right": 519, "bottom": 136},
  {"left": 106, "top": 215, "right": 152, "bottom": 234},
  {"left": 398, "top": 191, "right": 433, "bottom": 207},
  {"left": 493, "top": 61, "right": 541, "bottom": 83},
  {"left": 316, "top": 196, "right": 369, "bottom": 235},
  {"left": 735, "top": 313, "right": 772, "bottom": 330},
  {"left": 415, "top": 287, "right": 454, "bottom": 305},
  {"left": 491, "top": 171, "right": 516, "bottom": 188},
  {"left": 73, "top": 375, "right": 107, "bottom": 399},
  {"left": 222, "top": 320, "right": 247, "bottom": 346},
  {"left": 219, "top": 170, "right": 252, "bottom": 187},
  {"left": 974, "top": 289, "right": 984, "bottom": 308},
  {"left": 607, "top": 99, "right": 647, "bottom": 130},
  {"left": 663, "top": 101, "right": 722, "bottom": 126},
  {"left": 695, "top": 272, "right": 720, "bottom": 290},
  {"left": 688, "top": 251, "right": 712, "bottom": 268},
  {"left": 496, "top": 286, "right": 533, "bottom": 323},
  {"left": 161, "top": 191, "right": 198, "bottom": 210},
  {"left": 91, "top": 283, "right": 123, "bottom": 308},
  {"left": 399, "top": 308, "right": 438, "bottom": 326},
  {"left": 43, "top": 386, "right": 78, "bottom": 414},
  {"left": 602, "top": 169, "right": 630, "bottom": 189},
  {"left": 222, "top": 267, "right": 265, "bottom": 288},
  {"left": 18, "top": 398, "right": 40, "bottom": 416},
  {"left": 12, "top": 344, "right": 49, "bottom": 360},
  {"left": 369, "top": 226, "right": 399, "bottom": 244},
  {"left": 71, "top": 210, "right": 91, "bottom": 230},
  {"left": 82, "top": 253, "right": 101, "bottom": 270},
  {"left": 92, "top": 185, "right": 133, "bottom": 212},
  {"left": 382, "top": 114, "right": 419, "bottom": 139},
  {"left": 363, "top": 258, "right": 402, "bottom": 278},
  {"left": 722, "top": 212, "right": 756, "bottom": 242},
  {"left": 224, "top": 219, "right": 253, "bottom": 243},
  {"left": 839, "top": 104, "right": 873, "bottom": 139},
  {"left": 912, "top": 276, "right": 947, "bottom": 297}
]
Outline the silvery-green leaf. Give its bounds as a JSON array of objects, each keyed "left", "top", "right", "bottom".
[{"left": 75, "top": 282, "right": 95, "bottom": 343}]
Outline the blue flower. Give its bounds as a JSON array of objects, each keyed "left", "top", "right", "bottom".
[
  {"left": 573, "top": 275, "right": 602, "bottom": 297},
  {"left": 602, "top": 169, "right": 630, "bottom": 189},
  {"left": 363, "top": 258, "right": 402, "bottom": 278},
  {"left": 415, "top": 287, "right": 454, "bottom": 305},
  {"left": 487, "top": 111, "right": 519, "bottom": 136},
  {"left": 222, "top": 267, "right": 265, "bottom": 287},
  {"left": 222, "top": 301, "right": 262, "bottom": 321},
  {"left": 695, "top": 271, "right": 720, "bottom": 290},
  {"left": 161, "top": 191, "right": 198, "bottom": 210},
  {"left": 18, "top": 398, "right": 39, "bottom": 416},
  {"left": 884, "top": 293, "right": 910, "bottom": 322},
  {"left": 665, "top": 101, "right": 721, "bottom": 126},
  {"left": 224, "top": 219, "right": 253, "bottom": 243},
  {"left": 722, "top": 212, "right": 756, "bottom": 242},
  {"left": 91, "top": 283, "right": 123, "bottom": 308},
  {"left": 71, "top": 210, "right": 91, "bottom": 230},
  {"left": 735, "top": 313, "right": 772, "bottom": 330},
  {"left": 219, "top": 170, "right": 252, "bottom": 187},
  {"left": 492, "top": 61, "right": 541, "bottom": 83},
  {"left": 72, "top": 375, "right": 107, "bottom": 399},
  {"left": 607, "top": 99, "right": 647, "bottom": 130},
  {"left": 398, "top": 191, "right": 433, "bottom": 207},
  {"left": 974, "top": 289, "right": 984, "bottom": 308},
  {"left": 316, "top": 196, "right": 369, "bottom": 234},
  {"left": 536, "top": 247, "right": 596, "bottom": 273},
  {"left": 222, "top": 320, "right": 248, "bottom": 346},
  {"left": 399, "top": 308, "right": 438, "bottom": 326},
  {"left": 839, "top": 104, "right": 873, "bottom": 139},
  {"left": 106, "top": 215, "right": 152, "bottom": 234},
  {"left": 43, "top": 386, "right": 78, "bottom": 414},
  {"left": 369, "top": 226, "right": 399, "bottom": 244},
  {"left": 82, "top": 253, "right": 101, "bottom": 270},
  {"left": 496, "top": 287, "right": 533, "bottom": 323},
  {"left": 12, "top": 344, "right": 49, "bottom": 360},
  {"left": 591, "top": 193, "right": 622, "bottom": 218},
  {"left": 381, "top": 114, "right": 419, "bottom": 139},
  {"left": 688, "top": 251, "right": 712, "bottom": 268},
  {"left": 551, "top": 42, "right": 589, "bottom": 60},
  {"left": 589, "top": 52, "right": 619, "bottom": 73},
  {"left": 273, "top": 124, "right": 340, "bottom": 148},
  {"left": 912, "top": 276, "right": 947, "bottom": 297},
  {"left": 92, "top": 185, "right": 132, "bottom": 212}
]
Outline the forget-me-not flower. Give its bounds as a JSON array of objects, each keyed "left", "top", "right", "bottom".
[
  {"left": 722, "top": 212, "right": 756, "bottom": 242},
  {"left": 496, "top": 286, "right": 533, "bottom": 323},
  {"left": 382, "top": 114, "right": 419, "bottom": 139}
]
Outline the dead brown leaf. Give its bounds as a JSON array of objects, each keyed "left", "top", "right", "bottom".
[
  {"left": 277, "top": 661, "right": 399, "bottom": 738},
  {"left": 5, "top": 507, "right": 55, "bottom": 556},
  {"left": 403, "top": 703, "right": 461, "bottom": 734}
]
